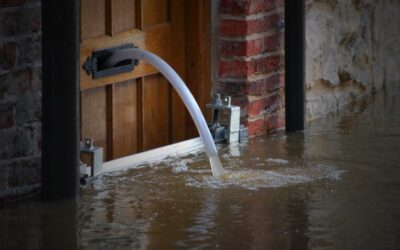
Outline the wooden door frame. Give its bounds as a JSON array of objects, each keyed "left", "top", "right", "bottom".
[
  {"left": 285, "top": 0, "right": 305, "bottom": 131},
  {"left": 42, "top": 0, "right": 80, "bottom": 200},
  {"left": 41, "top": 0, "right": 215, "bottom": 199}
]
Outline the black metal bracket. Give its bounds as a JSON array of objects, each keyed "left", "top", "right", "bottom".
[{"left": 82, "top": 43, "right": 139, "bottom": 79}]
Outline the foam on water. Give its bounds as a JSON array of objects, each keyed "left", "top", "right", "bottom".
[
  {"left": 185, "top": 164, "right": 345, "bottom": 190},
  {"left": 209, "top": 155, "right": 227, "bottom": 177},
  {"left": 265, "top": 158, "right": 289, "bottom": 165}
]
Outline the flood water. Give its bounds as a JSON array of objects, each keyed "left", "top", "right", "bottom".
[{"left": 1, "top": 85, "right": 400, "bottom": 249}]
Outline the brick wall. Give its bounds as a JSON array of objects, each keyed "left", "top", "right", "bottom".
[
  {"left": 0, "top": 0, "right": 41, "bottom": 201},
  {"left": 218, "top": 0, "right": 285, "bottom": 136}
]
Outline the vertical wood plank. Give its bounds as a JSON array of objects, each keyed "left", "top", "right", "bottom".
[
  {"left": 135, "top": 0, "right": 143, "bottom": 29},
  {"left": 106, "top": 84, "right": 114, "bottom": 158},
  {"left": 112, "top": 0, "right": 136, "bottom": 35},
  {"left": 142, "top": 74, "right": 170, "bottom": 150},
  {"left": 81, "top": 0, "right": 107, "bottom": 40},
  {"left": 142, "top": 0, "right": 169, "bottom": 28},
  {"left": 137, "top": 78, "right": 143, "bottom": 152},
  {"left": 185, "top": 0, "right": 212, "bottom": 137},
  {"left": 170, "top": 0, "right": 187, "bottom": 142},
  {"left": 112, "top": 80, "right": 138, "bottom": 158},
  {"left": 81, "top": 87, "right": 108, "bottom": 160}
]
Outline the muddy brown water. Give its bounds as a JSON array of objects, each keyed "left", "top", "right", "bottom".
[{"left": 1, "top": 87, "right": 400, "bottom": 249}]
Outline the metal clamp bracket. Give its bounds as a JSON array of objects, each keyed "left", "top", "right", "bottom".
[{"left": 82, "top": 43, "right": 138, "bottom": 79}]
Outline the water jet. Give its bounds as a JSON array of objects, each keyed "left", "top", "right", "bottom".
[{"left": 103, "top": 47, "right": 226, "bottom": 177}]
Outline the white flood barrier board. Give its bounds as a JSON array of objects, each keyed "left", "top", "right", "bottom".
[{"left": 103, "top": 137, "right": 204, "bottom": 173}]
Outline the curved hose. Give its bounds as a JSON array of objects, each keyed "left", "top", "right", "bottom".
[{"left": 103, "top": 48, "right": 218, "bottom": 158}]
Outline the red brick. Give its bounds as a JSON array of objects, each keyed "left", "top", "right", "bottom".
[
  {"left": 265, "top": 34, "right": 279, "bottom": 51},
  {"left": 247, "top": 119, "right": 266, "bottom": 137},
  {"left": 0, "top": 103, "right": 14, "bottom": 129},
  {"left": 219, "top": 81, "right": 247, "bottom": 96},
  {"left": 0, "top": 42, "right": 16, "bottom": 70},
  {"left": 219, "top": 60, "right": 254, "bottom": 78},
  {"left": 0, "top": 0, "right": 25, "bottom": 7},
  {"left": 247, "top": 78, "right": 266, "bottom": 95},
  {"left": 265, "top": 13, "right": 280, "bottom": 30},
  {"left": 255, "top": 55, "right": 280, "bottom": 74},
  {"left": 278, "top": 31, "right": 285, "bottom": 47},
  {"left": 220, "top": 40, "right": 247, "bottom": 57},
  {"left": 248, "top": 98, "right": 265, "bottom": 116},
  {"left": 264, "top": 92, "right": 280, "bottom": 112},
  {"left": 219, "top": 13, "right": 280, "bottom": 36},
  {"left": 231, "top": 96, "right": 248, "bottom": 111},
  {"left": 220, "top": 38, "right": 265, "bottom": 57},
  {"left": 220, "top": 0, "right": 278, "bottom": 15},
  {"left": 266, "top": 113, "right": 285, "bottom": 131},
  {"left": 266, "top": 73, "right": 284, "bottom": 92}
]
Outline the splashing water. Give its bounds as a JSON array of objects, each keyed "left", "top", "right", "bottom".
[
  {"left": 209, "top": 155, "right": 227, "bottom": 177},
  {"left": 185, "top": 164, "right": 345, "bottom": 190},
  {"left": 104, "top": 48, "right": 227, "bottom": 177}
]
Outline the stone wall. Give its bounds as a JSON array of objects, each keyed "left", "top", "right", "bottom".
[
  {"left": 306, "top": 0, "right": 400, "bottom": 120},
  {"left": 0, "top": 0, "right": 41, "bottom": 201},
  {"left": 218, "top": 0, "right": 285, "bottom": 137}
]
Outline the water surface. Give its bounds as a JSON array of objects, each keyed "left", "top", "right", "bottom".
[{"left": 1, "top": 86, "right": 400, "bottom": 249}]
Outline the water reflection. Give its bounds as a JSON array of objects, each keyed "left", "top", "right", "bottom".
[
  {"left": 1, "top": 84, "right": 400, "bottom": 249},
  {"left": 0, "top": 198, "right": 78, "bottom": 250}
]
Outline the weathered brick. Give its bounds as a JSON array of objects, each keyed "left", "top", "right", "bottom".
[
  {"left": 266, "top": 113, "right": 285, "bottom": 131},
  {"left": 220, "top": 0, "right": 278, "bottom": 15},
  {"left": 0, "top": 7, "right": 41, "bottom": 36},
  {"left": 278, "top": 31, "right": 284, "bottom": 47},
  {"left": 12, "top": 125, "right": 40, "bottom": 157},
  {"left": 17, "top": 35, "right": 41, "bottom": 64},
  {"left": 0, "top": 0, "right": 25, "bottom": 8},
  {"left": 220, "top": 37, "right": 265, "bottom": 57},
  {"left": 218, "top": 0, "right": 286, "bottom": 137},
  {"left": 0, "top": 0, "right": 42, "bottom": 202},
  {"left": 0, "top": 129, "right": 17, "bottom": 160},
  {"left": 248, "top": 98, "right": 266, "bottom": 116},
  {"left": 0, "top": 42, "right": 17, "bottom": 70},
  {"left": 15, "top": 93, "right": 41, "bottom": 125},
  {"left": 255, "top": 55, "right": 280, "bottom": 74},
  {"left": 29, "top": 67, "right": 41, "bottom": 92},
  {"left": 6, "top": 69, "right": 30, "bottom": 95},
  {"left": 0, "top": 11, "right": 19, "bottom": 37},
  {"left": 266, "top": 73, "right": 284, "bottom": 92},
  {"left": 0, "top": 74, "right": 6, "bottom": 100},
  {"left": 264, "top": 92, "right": 280, "bottom": 112},
  {"left": 247, "top": 78, "right": 267, "bottom": 95},
  {"left": 265, "top": 33, "right": 279, "bottom": 51},
  {"left": 247, "top": 119, "right": 266, "bottom": 136},
  {"left": 0, "top": 103, "right": 14, "bottom": 129},
  {"left": 248, "top": 93, "right": 280, "bottom": 117},
  {"left": 6, "top": 157, "right": 40, "bottom": 188},
  {"left": 220, "top": 16, "right": 271, "bottom": 36},
  {"left": 219, "top": 81, "right": 247, "bottom": 96},
  {"left": 219, "top": 60, "right": 254, "bottom": 77}
]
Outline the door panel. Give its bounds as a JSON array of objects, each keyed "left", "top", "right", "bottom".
[
  {"left": 81, "top": 0, "right": 107, "bottom": 40},
  {"left": 80, "top": 0, "right": 210, "bottom": 161},
  {"left": 112, "top": 80, "right": 138, "bottom": 158},
  {"left": 143, "top": 0, "right": 169, "bottom": 27},
  {"left": 111, "top": 0, "right": 136, "bottom": 34},
  {"left": 80, "top": 0, "right": 185, "bottom": 161},
  {"left": 81, "top": 86, "right": 108, "bottom": 159},
  {"left": 142, "top": 74, "right": 170, "bottom": 151}
]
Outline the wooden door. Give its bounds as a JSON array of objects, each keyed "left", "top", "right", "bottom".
[{"left": 80, "top": 0, "right": 191, "bottom": 160}]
